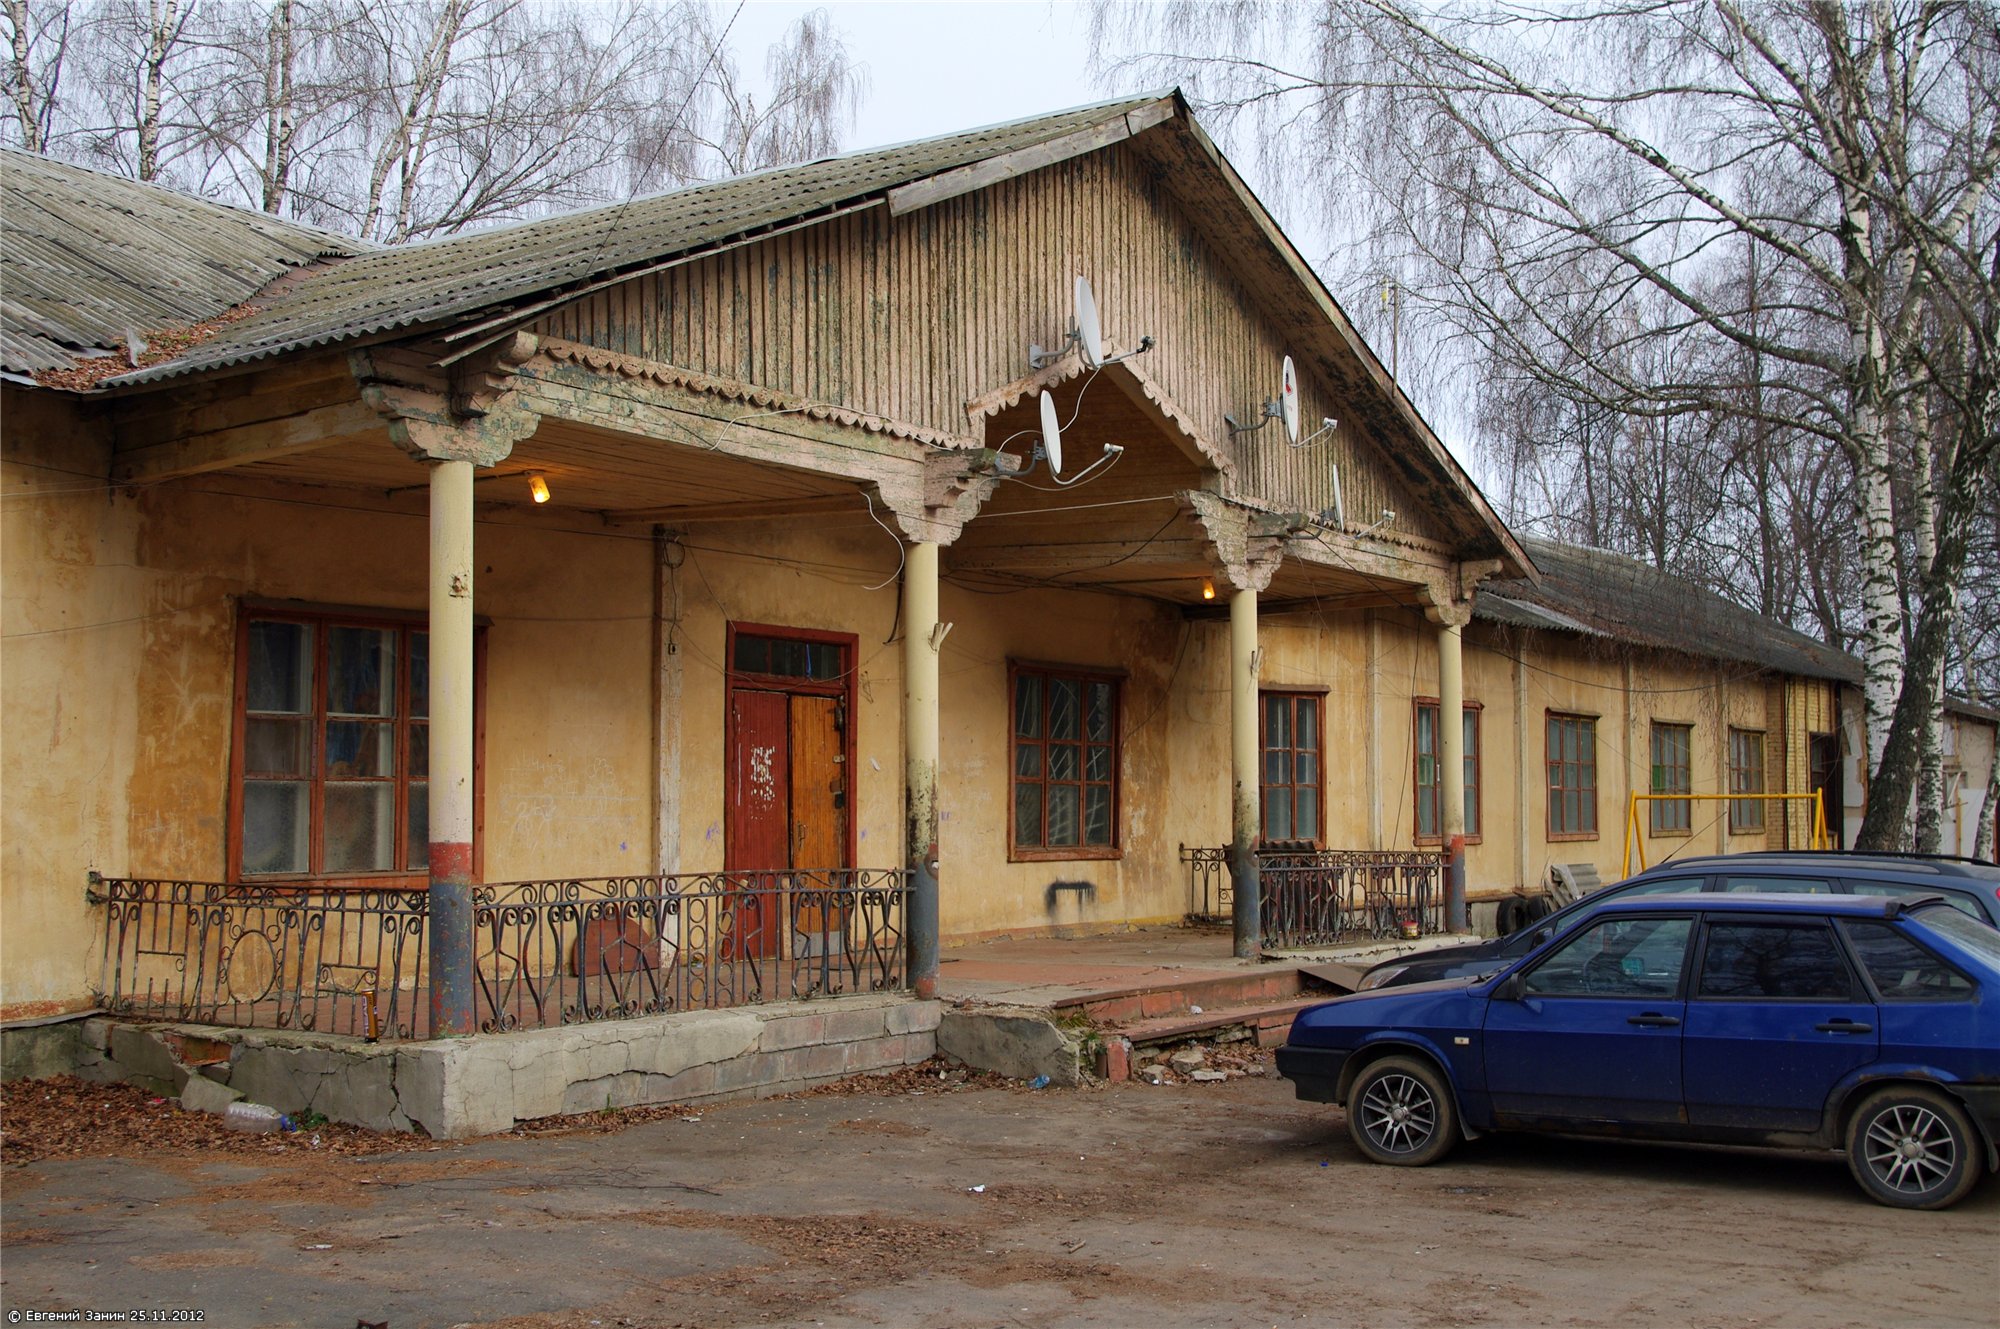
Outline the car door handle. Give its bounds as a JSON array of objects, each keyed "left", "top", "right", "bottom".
[
  {"left": 1627, "top": 1013, "right": 1681, "bottom": 1027},
  {"left": 1815, "top": 1020, "right": 1873, "bottom": 1034}
]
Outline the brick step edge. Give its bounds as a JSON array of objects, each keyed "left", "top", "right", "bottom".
[
  {"left": 1049, "top": 971, "right": 1304, "bottom": 1023},
  {"left": 1109, "top": 995, "right": 1324, "bottom": 1049}
]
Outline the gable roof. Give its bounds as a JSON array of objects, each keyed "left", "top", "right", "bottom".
[
  {"left": 1478, "top": 536, "right": 1861, "bottom": 683},
  {"left": 2, "top": 92, "right": 1528, "bottom": 574},
  {"left": 76, "top": 94, "right": 1173, "bottom": 389},
  {"left": 0, "top": 148, "right": 362, "bottom": 375}
]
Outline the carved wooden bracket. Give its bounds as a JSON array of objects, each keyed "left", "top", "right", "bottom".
[
  {"left": 1187, "top": 491, "right": 1288, "bottom": 593},
  {"left": 351, "top": 334, "right": 542, "bottom": 465}
]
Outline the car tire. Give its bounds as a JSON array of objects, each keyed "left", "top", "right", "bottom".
[
  {"left": 1495, "top": 897, "right": 1526, "bottom": 936},
  {"left": 1844, "top": 1085, "right": 1983, "bottom": 1210},
  {"left": 1347, "top": 1055, "right": 1458, "bottom": 1167}
]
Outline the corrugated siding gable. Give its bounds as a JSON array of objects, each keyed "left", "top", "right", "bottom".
[{"left": 533, "top": 145, "right": 1437, "bottom": 536}]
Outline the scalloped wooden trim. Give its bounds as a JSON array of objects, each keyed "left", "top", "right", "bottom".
[{"left": 538, "top": 337, "right": 970, "bottom": 450}]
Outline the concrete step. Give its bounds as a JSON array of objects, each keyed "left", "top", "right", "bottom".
[
  {"left": 1111, "top": 994, "right": 1327, "bottom": 1051},
  {"left": 1048, "top": 969, "right": 1306, "bottom": 1025}
]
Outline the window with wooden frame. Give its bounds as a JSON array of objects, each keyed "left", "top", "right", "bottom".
[
  {"left": 1260, "top": 691, "right": 1323, "bottom": 845},
  {"left": 1650, "top": 721, "right": 1694, "bottom": 835},
  {"left": 1414, "top": 699, "right": 1482, "bottom": 843},
  {"left": 230, "top": 606, "right": 483, "bottom": 884},
  {"left": 1545, "top": 713, "right": 1598, "bottom": 840},
  {"left": 1729, "top": 728, "right": 1767, "bottom": 833},
  {"left": 1010, "top": 664, "right": 1120, "bottom": 859}
]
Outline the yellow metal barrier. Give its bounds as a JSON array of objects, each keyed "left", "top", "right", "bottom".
[{"left": 1621, "top": 790, "right": 1831, "bottom": 878}]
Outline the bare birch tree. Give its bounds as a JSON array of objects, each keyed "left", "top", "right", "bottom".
[
  {"left": 2, "top": 2, "right": 866, "bottom": 243},
  {"left": 1096, "top": 0, "right": 2000, "bottom": 850}
]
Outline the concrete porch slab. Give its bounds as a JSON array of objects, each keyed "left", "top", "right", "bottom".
[{"left": 34, "top": 993, "right": 940, "bottom": 1139}]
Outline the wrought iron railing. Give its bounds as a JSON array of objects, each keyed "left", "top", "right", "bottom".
[
  {"left": 1259, "top": 849, "right": 1444, "bottom": 948},
  {"left": 88, "top": 869, "right": 910, "bottom": 1040},
  {"left": 1179, "top": 849, "right": 1446, "bottom": 948},
  {"left": 1179, "top": 844, "right": 1231, "bottom": 919}
]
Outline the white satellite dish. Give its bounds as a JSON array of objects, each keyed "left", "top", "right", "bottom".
[
  {"left": 1279, "top": 355, "right": 1300, "bottom": 445},
  {"left": 1039, "top": 389, "right": 1065, "bottom": 476},
  {"left": 1074, "top": 276, "right": 1104, "bottom": 369}
]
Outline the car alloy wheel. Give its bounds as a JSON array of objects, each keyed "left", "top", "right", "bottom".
[
  {"left": 1346, "top": 1055, "right": 1458, "bottom": 1167},
  {"left": 1845, "top": 1086, "right": 1980, "bottom": 1210}
]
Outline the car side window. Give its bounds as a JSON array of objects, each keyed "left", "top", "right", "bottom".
[
  {"left": 1697, "top": 922, "right": 1857, "bottom": 999},
  {"left": 1842, "top": 921, "right": 1974, "bottom": 1000},
  {"left": 1719, "top": 875, "right": 1832, "bottom": 893},
  {"left": 1522, "top": 916, "right": 1692, "bottom": 998},
  {"left": 1617, "top": 876, "right": 1708, "bottom": 896},
  {"left": 1841, "top": 880, "right": 1982, "bottom": 921}
]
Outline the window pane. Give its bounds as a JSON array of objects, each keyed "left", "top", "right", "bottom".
[
  {"left": 1526, "top": 917, "right": 1692, "bottom": 997},
  {"left": 1266, "top": 695, "right": 1291, "bottom": 747},
  {"left": 248, "top": 621, "right": 313, "bottom": 713},
  {"left": 1087, "top": 682, "right": 1113, "bottom": 741},
  {"left": 324, "top": 782, "right": 395, "bottom": 873},
  {"left": 1296, "top": 751, "right": 1316, "bottom": 786},
  {"left": 1298, "top": 700, "right": 1318, "bottom": 749},
  {"left": 327, "top": 627, "right": 395, "bottom": 718},
  {"left": 405, "top": 781, "right": 428, "bottom": 872},
  {"left": 1266, "top": 749, "right": 1289, "bottom": 786},
  {"left": 409, "top": 631, "right": 429, "bottom": 719},
  {"left": 732, "top": 635, "right": 770, "bottom": 674},
  {"left": 1417, "top": 707, "right": 1436, "bottom": 757},
  {"left": 244, "top": 717, "right": 309, "bottom": 778},
  {"left": 1082, "top": 785, "right": 1112, "bottom": 845},
  {"left": 1296, "top": 795, "right": 1317, "bottom": 840},
  {"left": 1049, "top": 743, "right": 1079, "bottom": 781},
  {"left": 325, "top": 719, "right": 394, "bottom": 777},
  {"left": 1048, "top": 678, "right": 1080, "bottom": 740},
  {"left": 1267, "top": 791, "right": 1293, "bottom": 840},
  {"left": 242, "top": 781, "right": 309, "bottom": 874},
  {"left": 1015, "top": 743, "right": 1042, "bottom": 778},
  {"left": 1845, "top": 922, "right": 1973, "bottom": 999},
  {"left": 1085, "top": 745, "right": 1111, "bottom": 782},
  {"left": 1014, "top": 674, "right": 1043, "bottom": 738},
  {"left": 1014, "top": 783, "right": 1042, "bottom": 846},
  {"left": 1698, "top": 923, "right": 1854, "bottom": 999},
  {"left": 1046, "top": 784, "right": 1079, "bottom": 846},
  {"left": 408, "top": 723, "right": 428, "bottom": 779},
  {"left": 1721, "top": 876, "right": 1831, "bottom": 893}
]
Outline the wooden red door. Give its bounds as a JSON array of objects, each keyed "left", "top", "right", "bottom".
[{"left": 727, "top": 688, "right": 791, "bottom": 957}]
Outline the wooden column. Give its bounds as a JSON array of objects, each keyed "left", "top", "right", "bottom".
[
  {"left": 903, "top": 541, "right": 941, "bottom": 997},
  {"left": 428, "top": 458, "right": 477, "bottom": 1036},
  {"left": 1428, "top": 604, "right": 1470, "bottom": 934},
  {"left": 1230, "top": 586, "right": 1261, "bottom": 958}
]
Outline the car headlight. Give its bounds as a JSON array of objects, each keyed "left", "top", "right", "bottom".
[{"left": 1356, "top": 965, "right": 1408, "bottom": 991}]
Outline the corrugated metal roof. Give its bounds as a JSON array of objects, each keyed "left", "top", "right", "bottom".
[
  {"left": 77, "top": 93, "right": 1170, "bottom": 388},
  {"left": 0, "top": 148, "right": 363, "bottom": 374},
  {"left": 1476, "top": 536, "right": 1862, "bottom": 683}
]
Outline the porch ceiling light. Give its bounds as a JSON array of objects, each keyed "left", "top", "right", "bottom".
[
  {"left": 1201, "top": 577, "right": 1216, "bottom": 601},
  {"left": 528, "top": 473, "right": 551, "bottom": 504}
]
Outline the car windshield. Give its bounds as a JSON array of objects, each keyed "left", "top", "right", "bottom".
[
  {"left": 1499, "top": 874, "right": 1708, "bottom": 958},
  {"left": 1915, "top": 904, "right": 2000, "bottom": 966}
]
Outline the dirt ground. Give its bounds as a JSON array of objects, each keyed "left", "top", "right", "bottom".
[{"left": 2, "top": 1058, "right": 1995, "bottom": 1329}]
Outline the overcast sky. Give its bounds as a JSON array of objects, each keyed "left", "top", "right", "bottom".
[{"left": 728, "top": 2, "right": 1120, "bottom": 150}]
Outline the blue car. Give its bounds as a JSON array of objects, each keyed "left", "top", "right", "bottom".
[{"left": 1276, "top": 893, "right": 2000, "bottom": 1209}]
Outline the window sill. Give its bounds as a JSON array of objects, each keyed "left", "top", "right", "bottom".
[
  {"left": 233, "top": 874, "right": 432, "bottom": 892},
  {"left": 1009, "top": 847, "right": 1124, "bottom": 864},
  {"left": 1648, "top": 828, "right": 1694, "bottom": 839},
  {"left": 1413, "top": 836, "right": 1484, "bottom": 848},
  {"left": 1546, "top": 831, "right": 1599, "bottom": 843}
]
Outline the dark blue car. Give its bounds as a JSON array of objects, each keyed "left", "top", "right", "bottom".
[{"left": 1277, "top": 893, "right": 2000, "bottom": 1209}]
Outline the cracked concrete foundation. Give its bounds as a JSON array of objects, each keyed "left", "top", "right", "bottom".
[{"left": 18, "top": 994, "right": 939, "bottom": 1138}]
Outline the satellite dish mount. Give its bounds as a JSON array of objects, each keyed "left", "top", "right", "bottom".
[
  {"left": 1014, "top": 387, "right": 1123, "bottom": 487},
  {"left": 1226, "top": 353, "right": 1337, "bottom": 447},
  {"left": 1029, "top": 276, "right": 1156, "bottom": 370}
]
